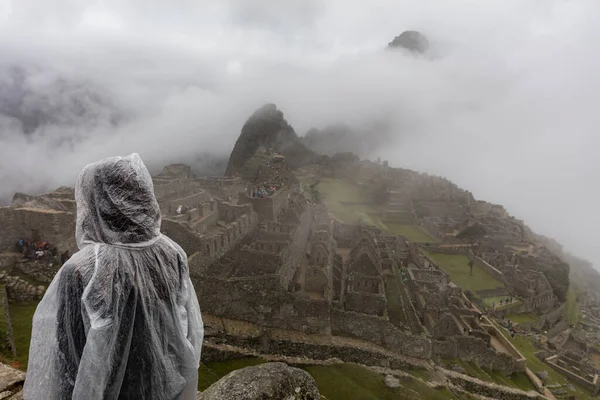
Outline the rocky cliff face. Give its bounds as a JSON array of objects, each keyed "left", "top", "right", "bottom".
[
  {"left": 225, "top": 104, "right": 317, "bottom": 176},
  {"left": 199, "top": 362, "right": 320, "bottom": 400}
]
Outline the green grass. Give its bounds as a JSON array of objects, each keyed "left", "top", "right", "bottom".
[
  {"left": 564, "top": 285, "right": 581, "bottom": 327},
  {"left": 385, "top": 275, "right": 407, "bottom": 328},
  {"left": 384, "top": 222, "right": 437, "bottom": 243},
  {"left": 308, "top": 178, "right": 440, "bottom": 243},
  {"left": 316, "top": 179, "right": 387, "bottom": 230},
  {"left": 425, "top": 253, "right": 505, "bottom": 293},
  {"left": 506, "top": 313, "right": 539, "bottom": 326},
  {"left": 482, "top": 296, "right": 522, "bottom": 310},
  {"left": 441, "top": 358, "right": 536, "bottom": 392},
  {"left": 201, "top": 359, "right": 459, "bottom": 399},
  {"left": 498, "top": 329, "right": 593, "bottom": 399},
  {"left": 9, "top": 302, "right": 37, "bottom": 369},
  {"left": 304, "top": 363, "right": 457, "bottom": 400}
]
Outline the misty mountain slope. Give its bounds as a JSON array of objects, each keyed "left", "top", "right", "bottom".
[
  {"left": 387, "top": 31, "right": 430, "bottom": 53},
  {"left": 0, "top": 65, "right": 124, "bottom": 135},
  {"left": 225, "top": 103, "right": 318, "bottom": 176},
  {"left": 301, "top": 120, "right": 393, "bottom": 158}
]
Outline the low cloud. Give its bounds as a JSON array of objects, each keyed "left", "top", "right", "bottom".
[{"left": 0, "top": 0, "right": 599, "bottom": 268}]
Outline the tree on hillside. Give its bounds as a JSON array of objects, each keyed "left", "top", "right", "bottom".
[{"left": 457, "top": 223, "right": 487, "bottom": 242}]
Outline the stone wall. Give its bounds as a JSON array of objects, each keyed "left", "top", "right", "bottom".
[
  {"left": 344, "top": 292, "right": 387, "bottom": 316},
  {"left": 14, "top": 260, "right": 58, "bottom": 284},
  {"left": 547, "top": 320, "right": 569, "bottom": 339},
  {"left": 163, "top": 192, "right": 210, "bottom": 216},
  {"left": 420, "top": 246, "right": 469, "bottom": 255},
  {"left": 0, "top": 207, "right": 77, "bottom": 253},
  {"left": 1, "top": 274, "right": 45, "bottom": 302},
  {"left": 238, "top": 187, "right": 289, "bottom": 221},
  {"left": 163, "top": 210, "right": 257, "bottom": 262},
  {"left": 455, "top": 335, "right": 525, "bottom": 375},
  {"left": 330, "top": 309, "right": 431, "bottom": 359},
  {"left": 279, "top": 207, "right": 312, "bottom": 288},
  {"left": 468, "top": 250, "right": 505, "bottom": 283},
  {"left": 1, "top": 286, "right": 15, "bottom": 358},
  {"left": 432, "top": 339, "right": 459, "bottom": 359},
  {"left": 433, "top": 335, "right": 524, "bottom": 376},
  {"left": 218, "top": 202, "right": 254, "bottom": 223},
  {"left": 193, "top": 177, "right": 243, "bottom": 198},
  {"left": 544, "top": 355, "right": 596, "bottom": 392},
  {"left": 161, "top": 219, "right": 204, "bottom": 256},
  {"left": 194, "top": 273, "right": 331, "bottom": 335},
  {"left": 0, "top": 255, "right": 17, "bottom": 271},
  {"left": 202, "top": 314, "right": 427, "bottom": 370},
  {"left": 540, "top": 304, "right": 565, "bottom": 327},
  {"left": 153, "top": 178, "right": 198, "bottom": 202}
]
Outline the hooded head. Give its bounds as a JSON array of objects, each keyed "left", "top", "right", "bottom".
[{"left": 75, "top": 153, "right": 161, "bottom": 248}]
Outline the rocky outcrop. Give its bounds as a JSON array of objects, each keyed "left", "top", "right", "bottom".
[
  {"left": 0, "top": 362, "right": 25, "bottom": 399},
  {"left": 225, "top": 104, "right": 317, "bottom": 177},
  {"left": 388, "top": 31, "right": 429, "bottom": 53},
  {"left": 198, "top": 362, "right": 320, "bottom": 400}
]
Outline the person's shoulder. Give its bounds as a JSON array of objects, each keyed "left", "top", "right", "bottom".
[
  {"left": 159, "top": 235, "right": 187, "bottom": 260},
  {"left": 59, "top": 246, "right": 96, "bottom": 278}
]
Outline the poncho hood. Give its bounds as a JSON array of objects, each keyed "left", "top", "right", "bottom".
[{"left": 75, "top": 153, "right": 161, "bottom": 248}]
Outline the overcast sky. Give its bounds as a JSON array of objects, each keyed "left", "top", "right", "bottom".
[{"left": 0, "top": 0, "right": 598, "bottom": 268}]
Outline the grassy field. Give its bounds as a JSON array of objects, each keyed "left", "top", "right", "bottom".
[
  {"left": 304, "top": 363, "right": 457, "bottom": 400},
  {"left": 9, "top": 302, "right": 37, "bottom": 369},
  {"left": 506, "top": 313, "right": 539, "bottom": 326},
  {"left": 384, "top": 222, "right": 437, "bottom": 243},
  {"left": 425, "top": 253, "right": 506, "bottom": 293},
  {"left": 201, "top": 357, "right": 458, "bottom": 399}
]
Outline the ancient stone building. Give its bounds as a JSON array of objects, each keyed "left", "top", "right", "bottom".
[
  {"left": 0, "top": 187, "right": 77, "bottom": 254},
  {"left": 342, "top": 232, "right": 387, "bottom": 316}
]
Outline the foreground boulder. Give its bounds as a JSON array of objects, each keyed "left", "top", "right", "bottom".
[{"left": 199, "top": 362, "right": 320, "bottom": 400}]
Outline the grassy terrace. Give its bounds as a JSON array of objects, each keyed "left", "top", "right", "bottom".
[
  {"left": 201, "top": 357, "right": 458, "bottom": 399},
  {"left": 441, "top": 358, "right": 536, "bottom": 393},
  {"left": 497, "top": 329, "right": 594, "bottom": 399},
  {"left": 6, "top": 301, "right": 456, "bottom": 399},
  {"left": 316, "top": 178, "right": 387, "bottom": 230},
  {"left": 564, "top": 285, "right": 581, "bottom": 327},
  {"left": 505, "top": 313, "right": 539, "bottom": 326},
  {"left": 384, "top": 222, "right": 436, "bottom": 243},
  {"left": 425, "top": 253, "right": 505, "bottom": 293},
  {"left": 303, "top": 364, "right": 456, "bottom": 400},
  {"left": 314, "top": 178, "right": 438, "bottom": 243},
  {"left": 9, "top": 302, "right": 37, "bottom": 369},
  {"left": 384, "top": 275, "right": 407, "bottom": 328}
]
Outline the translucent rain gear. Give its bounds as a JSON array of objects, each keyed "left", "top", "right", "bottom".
[{"left": 23, "top": 153, "right": 203, "bottom": 400}]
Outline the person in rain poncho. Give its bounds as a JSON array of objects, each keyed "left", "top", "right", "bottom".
[{"left": 23, "top": 153, "right": 204, "bottom": 400}]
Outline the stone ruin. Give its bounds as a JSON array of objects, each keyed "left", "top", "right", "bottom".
[
  {"left": 0, "top": 273, "right": 45, "bottom": 303},
  {"left": 0, "top": 154, "right": 540, "bottom": 386}
]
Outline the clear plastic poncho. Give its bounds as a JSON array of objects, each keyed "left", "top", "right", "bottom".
[{"left": 23, "top": 153, "right": 203, "bottom": 400}]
